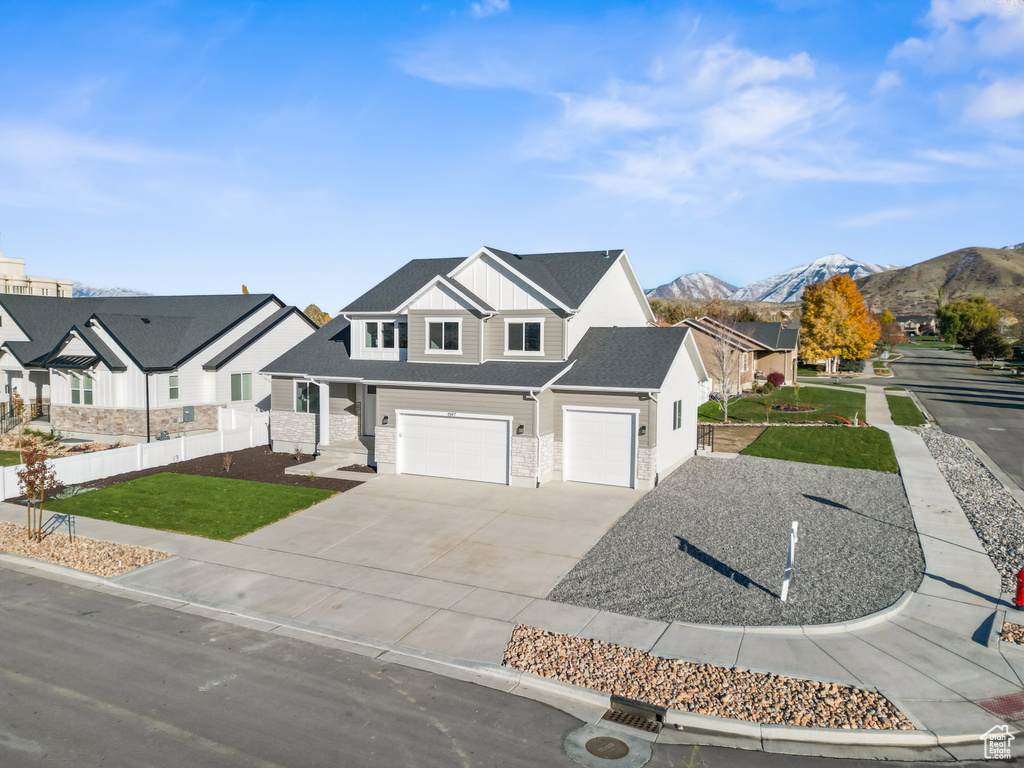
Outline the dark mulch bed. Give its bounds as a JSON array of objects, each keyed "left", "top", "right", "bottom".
[
  {"left": 771, "top": 403, "right": 816, "bottom": 413},
  {"left": 48, "top": 447, "right": 362, "bottom": 496},
  {"left": 340, "top": 464, "right": 377, "bottom": 473}
]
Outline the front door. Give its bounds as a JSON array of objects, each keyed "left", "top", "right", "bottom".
[{"left": 362, "top": 385, "right": 377, "bottom": 436}]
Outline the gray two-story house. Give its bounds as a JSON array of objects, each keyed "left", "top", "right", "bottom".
[{"left": 263, "top": 246, "right": 708, "bottom": 489}]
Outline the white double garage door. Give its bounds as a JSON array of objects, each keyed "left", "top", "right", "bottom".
[{"left": 396, "top": 408, "right": 637, "bottom": 487}]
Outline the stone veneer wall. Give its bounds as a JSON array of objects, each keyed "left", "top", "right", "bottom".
[
  {"left": 637, "top": 446, "right": 656, "bottom": 482},
  {"left": 51, "top": 404, "right": 218, "bottom": 438},
  {"left": 539, "top": 433, "right": 554, "bottom": 475},
  {"left": 510, "top": 435, "right": 537, "bottom": 480},
  {"left": 270, "top": 411, "right": 318, "bottom": 447},
  {"left": 329, "top": 412, "right": 358, "bottom": 441},
  {"left": 552, "top": 439, "right": 563, "bottom": 471},
  {"left": 375, "top": 425, "right": 396, "bottom": 465}
]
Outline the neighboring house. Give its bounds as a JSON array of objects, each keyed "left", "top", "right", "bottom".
[
  {"left": 0, "top": 246, "right": 71, "bottom": 297},
  {"left": 263, "top": 246, "right": 709, "bottom": 489},
  {"left": 676, "top": 318, "right": 800, "bottom": 387},
  {"left": 0, "top": 294, "right": 316, "bottom": 441},
  {"left": 678, "top": 318, "right": 756, "bottom": 396},
  {"left": 895, "top": 315, "right": 936, "bottom": 335}
]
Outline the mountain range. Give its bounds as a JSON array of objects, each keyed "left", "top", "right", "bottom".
[
  {"left": 646, "top": 254, "right": 900, "bottom": 304},
  {"left": 72, "top": 282, "right": 152, "bottom": 298}
]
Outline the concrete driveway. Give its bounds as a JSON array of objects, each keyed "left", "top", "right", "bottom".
[{"left": 235, "top": 474, "right": 642, "bottom": 599}]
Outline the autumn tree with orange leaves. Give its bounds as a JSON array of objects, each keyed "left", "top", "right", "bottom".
[{"left": 800, "top": 274, "right": 880, "bottom": 374}]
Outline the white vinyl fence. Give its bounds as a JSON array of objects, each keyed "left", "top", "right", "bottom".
[{"left": 0, "top": 408, "right": 270, "bottom": 500}]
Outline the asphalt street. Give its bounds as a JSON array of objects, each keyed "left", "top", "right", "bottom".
[
  {"left": 0, "top": 566, "right": 994, "bottom": 767},
  {"left": 888, "top": 346, "right": 1024, "bottom": 492}
]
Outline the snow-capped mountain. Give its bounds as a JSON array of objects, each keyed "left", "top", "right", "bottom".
[
  {"left": 644, "top": 272, "right": 739, "bottom": 300},
  {"left": 72, "top": 282, "right": 152, "bottom": 298},
  {"left": 729, "top": 254, "right": 901, "bottom": 303},
  {"left": 1003, "top": 241, "right": 1024, "bottom": 250}
]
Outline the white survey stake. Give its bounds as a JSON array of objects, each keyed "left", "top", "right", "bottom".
[{"left": 781, "top": 521, "right": 798, "bottom": 602}]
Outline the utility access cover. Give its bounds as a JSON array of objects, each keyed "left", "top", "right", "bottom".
[{"left": 586, "top": 737, "right": 629, "bottom": 760}]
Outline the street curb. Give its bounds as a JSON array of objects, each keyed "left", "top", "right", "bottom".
[{"left": 0, "top": 551, "right": 1015, "bottom": 760}]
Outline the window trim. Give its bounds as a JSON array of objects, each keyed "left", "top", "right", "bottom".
[
  {"left": 231, "top": 372, "right": 252, "bottom": 402},
  {"left": 70, "top": 372, "right": 94, "bottom": 406},
  {"left": 364, "top": 319, "right": 406, "bottom": 352},
  {"left": 503, "top": 317, "right": 545, "bottom": 356},
  {"left": 168, "top": 374, "right": 180, "bottom": 401},
  {"left": 672, "top": 399, "right": 682, "bottom": 430},
  {"left": 424, "top": 317, "right": 463, "bottom": 355},
  {"left": 294, "top": 380, "right": 320, "bottom": 414}
]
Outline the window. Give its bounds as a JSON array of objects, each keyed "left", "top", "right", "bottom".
[
  {"left": 506, "top": 320, "right": 543, "bottom": 354},
  {"left": 398, "top": 322, "right": 408, "bottom": 349},
  {"left": 231, "top": 373, "right": 252, "bottom": 402},
  {"left": 168, "top": 375, "right": 180, "bottom": 400},
  {"left": 365, "top": 322, "right": 379, "bottom": 348},
  {"left": 427, "top": 320, "right": 460, "bottom": 352},
  {"left": 365, "top": 321, "right": 405, "bottom": 350},
  {"left": 742, "top": 354, "right": 749, "bottom": 373},
  {"left": 71, "top": 374, "right": 93, "bottom": 405},
  {"left": 672, "top": 400, "right": 682, "bottom": 430},
  {"left": 295, "top": 381, "right": 320, "bottom": 414}
]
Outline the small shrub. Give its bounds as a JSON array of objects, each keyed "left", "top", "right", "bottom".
[
  {"left": 838, "top": 358, "right": 866, "bottom": 373},
  {"left": 766, "top": 372, "right": 785, "bottom": 388},
  {"left": 307, "top": 471, "right": 317, "bottom": 482},
  {"left": 762, "top": 381, "right": 775, "bottom": 393},
  {"left": 222, "top": 453, "right": 233, "bottom": 472},
  {"left": 292, "top": 446, "right": 305, "bottom": 462}
]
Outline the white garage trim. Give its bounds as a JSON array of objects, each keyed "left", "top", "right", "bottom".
[
  {"left": 562, "top": 405, "right": 639, "bottom": 488},
  {"left": 395, "top": 409, "right": 512, "bottom": 484}
]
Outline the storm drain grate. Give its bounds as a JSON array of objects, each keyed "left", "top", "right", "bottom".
[
  {"left": 977, "top": 691, "right": 1024, "bottom": 721},
  {"left": 602, "top": 697, "right": 664, "bottom": 734}
]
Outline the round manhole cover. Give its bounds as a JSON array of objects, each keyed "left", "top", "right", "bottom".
[{"left": 585, "top": 736, "right": 630, "bottom": 760}]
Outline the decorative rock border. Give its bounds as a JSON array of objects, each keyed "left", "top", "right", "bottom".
[{"left": 0, "top": 522, "right": 168, "bottom": 577}]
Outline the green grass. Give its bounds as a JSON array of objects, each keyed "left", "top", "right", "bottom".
[
  {"left": 42, "top": 473, "right": 336, "bottom": 540},
  {"left": 887, "top": 395, "right": 926, "bottom": 427},
  {"left": 698, "top": 385, "right": 866, "bottom": 424},
  {"left": 797, "top": 366, "right": 823, "bottom": 376},
  {"left": 0, "top": 450, "right": 24, "bottom": 467},
  {"left": 741, "top": 426, "right": 899, "bottom": 473}
]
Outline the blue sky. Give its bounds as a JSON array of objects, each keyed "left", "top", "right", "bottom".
[{"left": 0, "top": 0, "right": 1022, "bottom": 309}]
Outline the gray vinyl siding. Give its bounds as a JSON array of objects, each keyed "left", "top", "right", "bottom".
[
  {"left": 552, "top": 390, "right": 656, "bottom": 448},
  {"left": 482, "top": 310, "right": 565, "bottom": 361},
  {"left": 537, "top": 389, "right": 554, "bottom": 435},
  {"left": 330, "top": 382, "right": 357, "bottom": 415},
  {"left": 271, "top": 376, "right": 296, "bottom": 411},
  {"left": 377, "top": 385, "right": 536, "bottom": 434},
  {"left": 406, "top": 310, "right": 479, "bottom": 363}
]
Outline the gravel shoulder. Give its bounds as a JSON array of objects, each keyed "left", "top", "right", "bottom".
[
  {"left": 547, "top": 455, "right": 924, "bottom": 626},
  {"left": 909, "top": 427, "right": 1024, "bottom": 592}
]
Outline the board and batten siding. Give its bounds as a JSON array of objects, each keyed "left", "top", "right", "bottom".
[
  {"left": 406, "top": 310, "right": 479, "bottom": 363},
  {"left": 552, "top": 390, "right": 655, "bottom": 448},
  {"left": 376, "top": 386, "right": 535, "bottom": 434},
  {"left": 482, "top": 310, "right": 565, "bottom": 362}
]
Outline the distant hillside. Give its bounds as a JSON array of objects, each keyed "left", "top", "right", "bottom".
[
  {"left": 856, "top": 246, "right": 1024, "bottom": 314},
  {"left": 72, "top": 282, "right": 152, "bottom": 298},
  {"left": 645, "top": 272, "right": 738, "bottom": 300},
  {"left": 731, "top": 254, "right": 901, "bottom": 303}
]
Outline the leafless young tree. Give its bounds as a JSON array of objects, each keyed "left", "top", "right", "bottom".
[{"left": 697, "top": 303, "right": 748, "bottom": 424}]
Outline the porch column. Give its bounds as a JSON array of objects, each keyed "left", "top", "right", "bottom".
[{"left": 319, "top": 380, "right": 330, "bottom": 447}]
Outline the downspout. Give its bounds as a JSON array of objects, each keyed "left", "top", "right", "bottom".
[
  {"left": 647, "top": 390, "right": 658, "bottom": 485},
  {"left": 145, "top": 371, "right": 151, "bottom": 443},
  {"left": 527, "top": 389, "right": 541, "bottom": 487}
]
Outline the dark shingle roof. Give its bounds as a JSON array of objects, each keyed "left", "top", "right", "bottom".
[
  {"left": 557, "top": 327, "right": 693, "bottom": 390},
  {"left": 203, "top": 306, "right": 311, "bottom": 371},
  {"left": 0, "top": 294, "right": 279, "bottom": 370},
  {"left": 734, "top": 322, "right": 798, "bottom": 351},
  {"left": 263, "top": 320, "right": 693, "bottom": 391},
  {"left": 341, "top": 248, "right": 625, "bottom": 314}
]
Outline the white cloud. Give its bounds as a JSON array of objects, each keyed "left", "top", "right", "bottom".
[
  {"left": 470, "top": 0, "right": 509, "bottom": 20},
  {"left": 891, "top": 0, "right": 1024, "bottom": 67},
  {"left": 965, "top": 77, "right": 1024, "bottom": 120},
  {"left": 872, "top": 70, "right": 902, "bottom": 94}
]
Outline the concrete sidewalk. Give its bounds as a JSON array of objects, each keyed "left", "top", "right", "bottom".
[{"left": 2, "top": 421, "right": 1023, "bottom": 759}]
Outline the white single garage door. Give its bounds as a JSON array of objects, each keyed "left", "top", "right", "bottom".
[
  {"left": 399, "top": 413, "right": 509, "bottom": 484},
  {"left": 563, "top": 409, "right": 635, "bottom": 487}
]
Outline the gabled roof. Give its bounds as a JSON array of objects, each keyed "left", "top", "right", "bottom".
[
  {"left": 202, "top": 306, "right": 314, "bottom": 371},
  {"left": 0, "top": 294, "right": 281, "bottom": 371},
  {"left": 734, "top": 321, "right": 800, "bottom": 351},
  {"left": 342, "top": 248, "right": 625, "bottom": 315},
  {"left": 557, "top": 327, "right": 696, "bottom": 390},
  {"left": 679, "top": 318, "right": 760, "bottom": 351},
  {"left": 40, "top": 325, "right": 127, "bottom": 372}
]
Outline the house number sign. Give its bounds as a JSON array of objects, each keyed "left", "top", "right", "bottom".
[{"left": 447, "top": 412, "right": 457, "bottom": 417}]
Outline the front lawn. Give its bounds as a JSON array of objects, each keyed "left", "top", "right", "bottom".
[
  {"left": 698, "top": 386, "right": 866, "bottom": 424},
  {"left": 741, "top": 426, "right": 899, "bottom": 473},
  {"left": 0, "top": 450, "right": 24, "bottom": 467},
  {"left": 887, "top": 395, "right": 927, "bottom": 427},
  {"left": 42, "top": 473, "right": 336, "bottom": 540}
]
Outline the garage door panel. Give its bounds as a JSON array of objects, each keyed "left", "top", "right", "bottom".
[
  {"left": 564, "top": 410, "right": 635, "bottom": 488},
  {"left": 400, "top": 414, "right": 509, "bottom": 484}
]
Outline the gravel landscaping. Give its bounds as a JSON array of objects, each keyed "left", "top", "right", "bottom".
[
  {"left": 0, "top": 522, "right": 168, "bottom": 577},
  {"left": 547, "top": 455, "right": 924, "bottom": 626},
  {"left": 909, "top": 427, "right": 1024, "bottom": 592},
  {"left": 503, "top": 625, "right": 914, "bottom": 730},
  {"left": 1001, "top": 623, "right": 1024, "bottom": 646}
]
